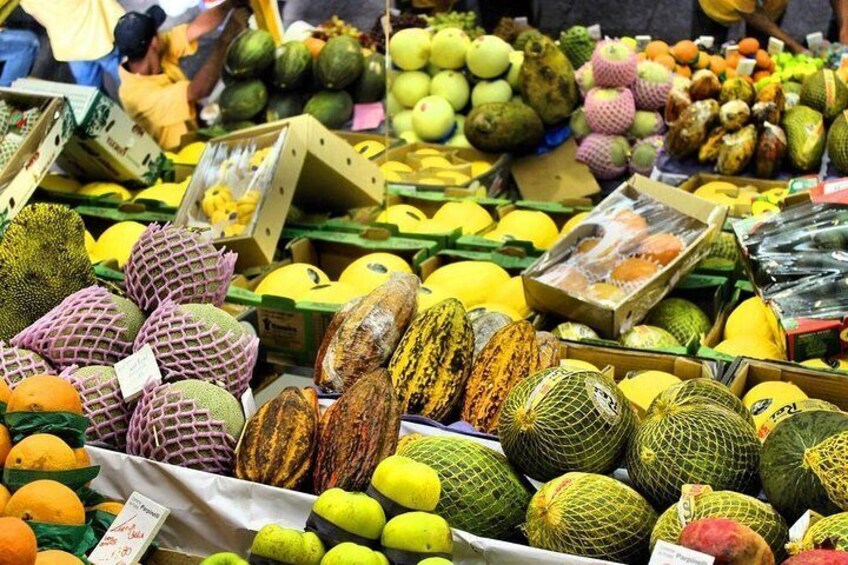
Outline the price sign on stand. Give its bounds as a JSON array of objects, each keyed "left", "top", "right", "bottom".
[
  {"left": 767, "top": 37, "right": 785, "bottom": 55},
  {"left": 649, "top": 541, "right": 715, "bottom": 565},
  {"left": 88, "top": 492, "right": 170, "bottom": 565}
]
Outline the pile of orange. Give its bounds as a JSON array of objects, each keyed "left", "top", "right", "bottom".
[{"left": 639, "top": 37, "right": 774, "bottom": 83}]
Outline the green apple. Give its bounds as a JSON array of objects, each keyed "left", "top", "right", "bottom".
[
  {"left": 471, "top": 80, "right": 513, "bottom": 107},
  {"left": 430, "top": 28, "right": 471, "bottom": 70},
  {"left": 412, "top": 96, "right": 456, "bottom": 141},
  {"left": 429, "top": 71, "right": 470, "bottom": 111}
]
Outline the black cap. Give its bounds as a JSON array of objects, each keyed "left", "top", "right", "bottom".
[{"left": 115, "top": 5, "right": 167, "bottom": 60}]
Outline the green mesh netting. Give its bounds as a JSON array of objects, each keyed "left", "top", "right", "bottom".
[
  {"left": 805, "top": 431, "right": 848, "bottom": 513},
  {"left": 801, "top": 512, "right": 848, "bottom": 552},
  {"left": 498, "top": 368, "right": 635, "bottom": 482},
  {"left": 650, "top": 378, "right": 754, "bottom": 427},
  {"left": 626, "top": 403, "right": 761, "bottom": 508},
  {"left": 650, "top": 490, "right": 789, "bottom": 560},
  {"left": 397, "top": 435, "right": 532, "bottom": 542},
  {"left": 526, "top": 472, "right": 657, "bottom": 565}
]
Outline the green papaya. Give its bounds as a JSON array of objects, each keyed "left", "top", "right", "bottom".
[{"left": 464, "top": 102, "right": 545, "bottom": 153}]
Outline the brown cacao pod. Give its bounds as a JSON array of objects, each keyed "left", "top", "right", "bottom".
[
  {"left": 389, "top": 298, "right": 474, "bottom": 422},
  {"left": 235, "top": 387, "right": 318, "bottom": 488},
  {"left": 460, "top": 321, "right": 540, "bottom": 434},
  {"left": 313, "top": 368, "right": 401, "bottom": 494},
  {"left": 314, "top": 273, "right": 418, "bottom": 393},
  {"left": 470, "top": 310, "right": 512, "bottom": 361},
  {"left": 536, "top": 331, "right": 561, "bottom": 369}
]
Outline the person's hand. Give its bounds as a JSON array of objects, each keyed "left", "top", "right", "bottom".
[{"left": 221, "top": 7, "right": 249, "bottom": 40}]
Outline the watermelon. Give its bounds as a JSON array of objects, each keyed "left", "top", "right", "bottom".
[
  {"left": 266, "top": 93, "right": 304, "bottom": 123},
  {"left": 272, "top": 41, "right": 312, "bottom": 90},
  {"left": 219, "top": 80, "right": 268, "bottom": 122},
  {"left": 304, "top": 90, "right": 353, "bottom": 129},
  {"left": 223, "top": 120, "right": 255, "bottom": 132},
  {"left": 225, "top": 29, "right": 276, "bottom": 79},
  {"left": 760, "top": 410, "right": 848, "bottom": 522},
  {"left": 352, "top": 53, "right": 387, "bottom": 103},
  {"left": 315, "top": 36, "right": 364, "bottom": 90}
]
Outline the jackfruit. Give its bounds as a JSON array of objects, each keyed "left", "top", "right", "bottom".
[
  {"left": 800, "top": 69, "right": 848, "bottom": 121},
  {"left": 783, "top": 105, "right": 825, "bottom": 172},
  {"left": 0, "top": 204, "right": 96, "bottom": 339},
  {"left": 827, "top": 111, "right": 848, "bottom": 175}
]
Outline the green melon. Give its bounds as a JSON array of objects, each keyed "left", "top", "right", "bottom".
[
  {"left": 179, "top": 304, "right": 245, "bottom": 338},
  {"left": 699, "top": 231, "right": 740, "bottom": 269},
  {"left": 272, "top": 41, "right": 312, "bottom": 90},
  {"left": 352, "top": 53, "right": 387, "bottom": 103},
  {"left": 304, "top": 90, "right": 354, "bottom": 129},
  {"left": 526, "top": 472, "right": 657, "bottom": 564},
  {"left": 396, "top": 435, "right": 532, "bottom": 541},
  {"left": 219, "top": 80, "right": 268, "bottom": 122},
  {"left": 266, "top": 93, "right": 304, "bottom": 122},
  {"left": 650, "top": 378, "right": 754, "bottom": 427},
  {"left": 170, "top": 379, "right": 245, "bottom": 439},
  {"left": 498, "top": 367, "right": 635, "bottom": 482},
  {"left": 645, "top": 298, "right": 711, "bottom": 346},
  {"left": 551, "top": 321, "right": 599, "bottom": 341},
  {"left": 316, "top": 36, "right": 365, "bottom": 90},
  {"left": 112, "top": 294, "right": 145, "bottom": 342},
  {"left": 225, "top": 29, "right": 276, "bottom": 79},
  {"left": 800, "top": 512, "right": 848, "bottom": 552},
  {"left": 619, "top": 325, "right": 681, "bottom": 350},
  {"left": 626, "top": 402, "right": 761, "bottom": 509},
  {"left": 760, "top": 410, "right": 848, "bottom": 522},
  {"left": 650, "top": 490, "right": 789, "bottom": 561}
]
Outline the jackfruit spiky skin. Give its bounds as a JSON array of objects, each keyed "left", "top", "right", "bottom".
[{"left": 0, "top": 204, "right": 96, "bottom": 339}]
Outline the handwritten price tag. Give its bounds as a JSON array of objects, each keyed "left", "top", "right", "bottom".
[
  {"left": 649, "top": 541, "right": 715, "bottom": 565},
  {"left": 88, "top": 492, "right": 170, "bottom": 565},
  {"left": 115, "top": 345, "right": 162, "bottom": 402}
]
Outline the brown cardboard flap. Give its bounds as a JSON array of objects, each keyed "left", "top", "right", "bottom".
[
  {"left": 146, "top": 549, "right": 203, "bottom": 565},
  {"left": 725, "top": 357, "right": 848, "bottom": 410},
  {"left": 559, "top": 341, "right": 718, "bottom": 381},
  {"left": 511, "top": 139, "right": 600, "bottom": 201}
]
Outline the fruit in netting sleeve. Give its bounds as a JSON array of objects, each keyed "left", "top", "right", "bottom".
[
  {"left": 368, "top": 455, "right": 441, "bottom": 518},
  {"left": 380, "top": 512, "right": 453, "bottom": 564},
  {"left": 803, "top": 430, "right": 848, "bottom": 511},
  {"left": 536, "top": 331, "right": 561, "bottom": 369},
  {"left": 459, "top": 321, "right": 539, "bottom": 434},
  {"left": 627, "top": 402, "right": 760, "bottom": 508},
  {"left": 783, "top": 105, "right": 826, "bottom": 172},
  {"left": 756, "top": 122, "right": 788, "bottom": 179},
  {"left": 314, "top": 274, "right": 418, "bottom": 393},
  {"left": 650, "top": 378, "right": 754, "bottom": 427},
  {"left": 575, "top": 62, "right": 596, "bottom": 98},
  {"left": 570, "top": 107, "right": 591, "bottom": 142},
  {"left": 783, "top": 550, "right": 848, "bottom": 564},
  {"left": 679, "top": 518, "right": 776, "bottom": 565},
  {"left": 219, "top": 80, "right": 268, "bottom": 122},
  {"left": 127, "top": 380, "right": 244, "bottom": 473},
  {"left": 124, "top": 224, "right": 236, "bottom": 312},
  {"left": 235, "top": 387, "right": 318, "bottom": 489},
  {"left": 827, "top": 111, "right": 848, "bottom": 175},
  {"left": 575, "top": 134, "right": 630, "bottom": 179},
  {"left": 798, "top": 512, "right": 848, "bottom": 552},
  {"left": 630, "top": 135, "right": 663, "bottom": 175},
  {"left": 4, "top": 479, "right": 85, "bottom": 525},
  {"left": 272, "top": 41, "right": 312, "bottom": 90},
  {"left": 313, "top": 369, "right": 400, "bottom": 494},
  {"left": 0, "top": 204, "right": 96, "bottom": 340},
  {"left": 628, "top": 111, "right": 665, "bottom": 140},
  {"left": 666, "top": 99, "right": 720, "bottom": 159},
  {"left": 397, "top": 435, "right": 532, "bottom": 541},
  {"left": 316, "top": 36, "right": 365, "bottom": 90},
  {"left": 463, "top": 102, "right": 544, "bottom": 153},
  {"left": 584, "top": 87, "right": 636, "bottom": 135},
  {"left": 224, "top": 29, "right": 275, "bottom": 79},
  {"left": 591, "top": 40, "right": 636, "bottom": 87},
  {"left": 11, "top": 286, "right": 143, "bottom": 370},
  {"left": 717, "top": 125, "right": 758, "bottom": 176},
  {"left": 133, "top": 301, "right": 258, "bottom": 397},
  {"left": 306, "top": 489, "right": 386, "bottom": 549},
  {"left": 0, "top": 342, "right": 53, "bottom": 389},
  {"left": 58, "top": 365, "right": 132, "bottom": 451},
  {"left": 525, "top": 472, "right": 657, "bottom": 564},
  {"left": 519, "top": 34, "right": 578, "bottom": 125},
  {"left": 760, "top": 410, "right": 848, "bottom": 521},
  {"left": 389, "top": 299, "right": 473, "bottom": 422},
  {"left": 498, "top": 367, "right": 635, "bottom": 481},
  {"left": 632, "top": 61, "right": 673, "bottom": 111},
  {"left": 801, "top": 69, "right": 848, "bottom": 121}
]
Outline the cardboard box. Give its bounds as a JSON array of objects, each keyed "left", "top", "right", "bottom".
[
  {"left": 511, "top": 138, "right": 601, "bottom": 201},
  {"left": 13, "top": 79, "right": 165, "bottom": 186},
  {"left": 523, "top": 175, "right": 728, "bottom": 338},
  {"left": 0, "top": 88, "right": 74, "bottom": 219},
  {"left": 677, "top": 173, "right": 787, "bottom": 218},
  {"left": 175, "top": 116, "right": 385, "bottom": 270},
  {"left": 146, "top": 549, "right": 203, "bottom": 565}
]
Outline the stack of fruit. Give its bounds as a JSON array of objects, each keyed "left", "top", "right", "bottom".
[
  {"left": 571, "top": 39, "right": 671, "bottom": 178},
  {"left": 689, "top": 180, "right": 787, "bottom": 217},
  {"left": 377, "top": 146, "right": 494, "bottom": 186}
]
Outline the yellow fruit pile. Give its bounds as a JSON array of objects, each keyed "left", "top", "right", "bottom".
[
  {"left": 693, "top": 181, "right": 787, "bottom": 216},
  {"left": 378, "top": 147, "right": 492, "bottom": 186},
  {"left": 714, "top": 296, "right": 786, "bottom": 361}
]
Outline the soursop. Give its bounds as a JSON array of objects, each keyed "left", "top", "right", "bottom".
[{"left": 559, "top": 26, "right": 594, "bottom": 69}]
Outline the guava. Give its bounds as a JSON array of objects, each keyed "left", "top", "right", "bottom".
[
  {"left": 389, "top": 28, "right": 431, "bottom": 71},
  {"left": 466, "top": 35, "right": 512, "bottom": 79},
  {"left": 430, "top": 71, "right": 470, "bottom": 111},
  {"left": 430, "top": 28, "right": 471, "bottom": 69},
  {"left": 412, "top": 95, "right": 456, "bottom": 141}
]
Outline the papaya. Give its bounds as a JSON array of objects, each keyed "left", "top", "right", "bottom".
[{"left": 464, "top": 103, "right": 545, "bottom": 153}]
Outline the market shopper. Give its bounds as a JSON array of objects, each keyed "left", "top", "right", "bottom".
[
  {"left": 19, "top": 0, "right": 124, "bottom": 90},
  {"left": 115, "top": 1, "right": 247, "bottom": 151}
]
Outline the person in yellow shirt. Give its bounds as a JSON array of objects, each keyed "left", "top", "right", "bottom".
[
  {"left": 19, "top": 0, "right": 124, "bottom": 89},
  {"left": 115, "top": 2, "right": 247, "bottom": 151}
]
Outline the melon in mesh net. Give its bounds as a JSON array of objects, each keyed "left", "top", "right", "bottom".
[
  {"left": 126, "top": 380, "right": 244, "bottom": 473},
  {"left": 498, "top": 367, "right": 635, "bottom": 482},
  {"left": 67, "top": 365, "right": 130, "bottom": 451},
  {"left": 798, "top": 511, "right": 848, "bottom": 552},
  {"left": 396, "top": 435, "right": 533, "bottom": 541},
  {"left": 124, "top": 224, "right": 237, "bottom": 312},
  {"left": 626, "top": 402, "right": 761, "bottom": 509},
  {"left": 801, "top": 429, "right": 848, "bottom": 513},
  {"left": 0, "top": 341, "right": 53, "bottom": 388},
  {"left": 650, "top": 490, "right": 789, "bottom": 560},
  {"left": 133, "top": 301, "right": 258, "bottom": 397},
  {"left": 12, "top": 286, "right": 145, "bottom": 370},
  {"left": 649, "top": 378, "right": 754, "bottom": 427},
  {"left": 526, "top": 472, "right": 657, "bottom": 564}
]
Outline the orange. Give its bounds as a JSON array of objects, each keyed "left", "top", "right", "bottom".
[
  {"left": 90, "top": 501, "right": 124, "bottom": 516},
  {"left": 709, "top": 55, "right": 727, "bottom": 75},
  {"left": 0, "top": 517, "right": 37, "bottom": 565},
  {"left": 676, "top": 65, "right": 692, "bottom": 78},
  {"left": 636, "top": 233, "right": 685, "bottom": 265},
  {"left": 655, "top": 53, "right": 676, "bottom": 71},
  {"left": 0, "top": 425, "right": 10, "bottom": 469},
  {"left": 671, "top": 40, "right": 699, "bottom": 65},
  {"left": 693, "top": 51, "right": 710, "bottom": 69},
  {"left": 0, "top": 485, "right": 10, "bottom": 514},
  {"left": 3, "top": 480, "right": 85, "bottom": 525},
  {"left": 7, "top": 375, "right": 82, "bottom": 415},
  {"left": 636, "top": 52, "right": 647, "bottom": 62},
  {"left": 0, "top": 379, "right": 11, "bottom": 406},
  {"left": 34, "top": 552, "right": 83, "bottom": 565},
  {"left": 5, "top": 434, "right": 77, "bottom": 472},
  {"left": 724, "top": 67, "right": 738, "bottom": 79},
  {"left": 755, "top": 49, "right": 771, "bottom": 69},
  {"left": 610, "top": 257, "right": 659, "bottom": 283},
  {"left": 738, "top": 37, "right": 760, "bottom": 56},
  {"left": 645, "top": 40, "right": 670, "bottom": 60},
  {"left": 611, "top": 210, "right": 648, "bottom": 233},
  {"left": 73, "top": 447, "right": 90, "bottom": 469},
  {"left": 753, "top": 70, "right": 771, "bottom": 82},
  {"left": 303, "top": 37, "right": 325, "bottom": 58},
  {"left": 726, "top": 51, "right": 741, "bottom": 69}
]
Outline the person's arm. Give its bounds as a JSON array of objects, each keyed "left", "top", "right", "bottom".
[
  {"left": 832, "top": 0, "right": 848, "bottom": 43},
  {"left": 186, "top": 0, "right": 236, "bottom": 44},
  {"left": 740, "top": 6, "right": 806, "bottom": 52},
  {"left": 187, "top": 7, "right": 248, "bottom": 103}
]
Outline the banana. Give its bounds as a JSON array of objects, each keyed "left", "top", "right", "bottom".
[{"left": 201, "top": 185, "right": 234, "bottom": 219}]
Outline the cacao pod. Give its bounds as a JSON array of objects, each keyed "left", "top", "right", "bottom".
[
  {"left": 469, "top": 310, "right": 512, "bottom": 361},
  {"left": 754, "top": 122, "right": 787, "bottom": 179},
  {"left": 235, "top": 387, "right": 318, "bottom": 488},
  {"left": 698, "top": 126, "right": 726, "bottom": 163},
  {"left": 314, "top": 274, "right": 418, "bottom": 393},
  {"left": 536, "top": 331, "right": 561, "bottom": 369},
  {"left": 313, "top": 368, "right": 401, "bottom": 494},
  {"left": 389, "top": 298, "right": 473, "bottom": 422},
  {"left": 461, "top": 321, "right": 540, "bottom": 434}
]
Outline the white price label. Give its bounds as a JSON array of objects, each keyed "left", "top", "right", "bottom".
[
  {"left": 587, "top": 24, "right": 602, "bottom": 40},
  {"left": 636, "top": 35, "right": 652, "bottom": 51},
  {"left": 736, "top": 58, "right": 756, "bottom": 77},
  {"left": 115, "top": 344, "right": 162, "bottom": 402},
  {"left": 807, "top": 32, "right": 824, "bottom": 51},
  {"left": 767, "top": 37, "right": 785, "bottom": 55},
  {"left": 789, "top": 510, "right": 823, "bottom": 543},
  {"left": 88, "top": 492, "right": 170, "bottom": 565},
  {"left": 725, "top": 44, "right": 739, "bottom": 57},
  {"left": 697, "top": 35, "right": 714, "bottom": 49},
  {"left": 241, "top": 388, "right": 257, "bottom": 420},
  {"left": 649, "top": 541, "right": 715, "bottom": 565}
]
